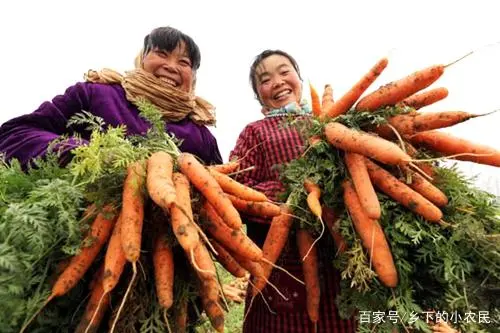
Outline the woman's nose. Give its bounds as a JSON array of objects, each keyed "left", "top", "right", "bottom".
[
  {"left": 161, "top": 59, "right": 177, "bottom": 73},
  {"left": 272, "top": 79, "right": 285, "bottom": 88}
]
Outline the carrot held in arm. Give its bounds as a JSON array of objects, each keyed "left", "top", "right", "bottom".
[
  {"left": 75, "top": 265, "right": 110, "bottom": 333},
  {"left": 252, "top": 205, "right": 294, "bottom": 294},
  {"left": 355, "top": 65, "right": 445, "bottom": 111},
  {"left": 343, "top": 180, "right": 398, "bottom": 287},
  {"left": 410, "top": 130, "right": 500, "bottom": 167},
  {"left": 322, "top": 57, "right": 389, "bottom": 119},
  {"left": 309, "top": 82, "right": 322, "bottom": 116},
  {"left": 226, "top": 193, "right": 281, "bottom": 218},
  {"left": 102, "top": 213, "right": 127, "bottom": 294},
  {"left": 344, "top": 152, "right": 381, "bottom": 219},
  {"left": 178, "top": 152, "right": 242, "bottom": 229},
  {"left": 208, "top": 167, "right": 268, "bottom": 202},
  {"left": 210, "top": 239, "right": 248, "bottom": 278},
  {"left": 302, "top": 179, "right": 325, "bottom": 260},
  {"left": 365, "top": 159, "right": 443, "bottom": 222},
  {"left": 324, "top": 122, "right": 411, "bottom": 165},
  {"left": 399, "top": 87, "right": 449, "bottom": 110},
  {"left": 170, "top": 172, "right": 200, "bottom": 254},
  {"left": 209, "top": 160, "right": 240, "bottom": 174},
  {"left": 296, "top": 229, "right": 321, "bottom": 326},
  {"left": 321, "top": 207, "right": 347, "bottom": 254},
  {"left": 321, "top": 84, "right": 334, "bottom": 113},
  {"left": 403, "top": 167, "right": 448, "bottom": 207},
  {"left": 121, "top": 161, "right": 146, "bottom": 263},
  {"left": 303, "top": 179, "right": 322, "bottom": 219},
  {"left": 377, "top": 111, "right": 484, "bottom": 138},
  {"left": 112, "top": 162, "right": 146, "bottom": 333},
  {"left": 153, "top": 232, "right": 175, "bottom": 310},
  {"left": 200, "top": 285, "right": 225, "bottom": 333},
  {"left": 146, "top": 151, "right": 176, "bottom": 210},
  {"left": 20, "top": 206, "right": 116, "bottom": 333},
  {"left": 202, "top": 201, "right": 262, "bottom": 261}
]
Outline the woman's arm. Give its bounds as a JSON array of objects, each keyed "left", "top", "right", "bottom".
[{"left": 0, "top": 82, "right": 91, "bottom": 167}]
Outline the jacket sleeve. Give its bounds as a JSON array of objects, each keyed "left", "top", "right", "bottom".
[
  {"left": 0, "top": 83, "right": 91, "bottom": 167},
  {"left": 202, "top": 127, "right": 223, "bottom": 165}
]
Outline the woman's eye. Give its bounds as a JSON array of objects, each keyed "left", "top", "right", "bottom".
[
  {"left": 155, "top": 51, "right": 168, "bottom": 58},
  {"left": 281, "top": 70, "right": 290, "bottom": 75},
  {"left": 180, "top": 59, "right": 191, "bottom": 67}
]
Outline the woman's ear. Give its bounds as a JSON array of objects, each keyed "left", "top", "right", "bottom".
[
  {"left": 191, "top": 72, "right": 197, "bottom": 92},
  {"left": 134, "top": 49, "right": 144, "bottom": 69}
]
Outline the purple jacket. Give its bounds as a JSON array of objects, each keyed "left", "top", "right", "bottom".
[{"left": 0, "top": 82, "right": 222, "bottom": 167}]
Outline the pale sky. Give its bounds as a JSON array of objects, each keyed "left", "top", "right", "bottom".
[{"left": 0, "top": 0, "right": 499, "bottom": 194}]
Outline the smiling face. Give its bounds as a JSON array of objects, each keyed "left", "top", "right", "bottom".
[
  {"left": 254, "top": 54, "right": 302, "bottom": 110},
  {"left": 141, "top": 41, "right": 194, "bottom": 93}
]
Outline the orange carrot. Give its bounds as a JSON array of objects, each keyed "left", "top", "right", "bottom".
[
  {"left": 400, "top": 87, "right": 449, "bottom": 109},
  {"left": 153, "top": 233, "right": 174, "bottom": 310},
  {"left": 209, "top": 168, "right": 268, "bottom": 202},
  {"left": 228, "top": 251, "right": 266, "bottom": 297},
  {"left": 175, "top": 297, "right": 189, "bottom": 333},
  {"left": 178, "top": 152, "right": 242, "bottom": 229},
  {"left": 296, "top": 229, "right": 320, "bottom": 324},
  {"left": 202, "top": 201, "right": 263, "bottom": 261},
  {"left": 308, "top": 135, "right": 322, "bottom": 146},
  {"left": 343, "top": 180, "right": 398, "bottom": 287},
  {"left": 410, "top": 130, "right": 500, "bottom": 167},
  {"left": 226, "top": 193, "right": 281, "bottom": 218},
  {"left": 322, "top": 57, "right": 389, "bottom": 119},
  {"left": 355, "top": 64, "right": 445, "bottom": 111},
  {"left": 344, "top": 153, "right": 381, "bottom": 219},
  {"left": 102, "top": 213, "right": 127, "bottom": 294},
  {"left": 209, "top": 160, "right": 240, "bottom": 174},
  {"left": 74, "top": 266, "right": 110, "bottom": 333},
  {"left": 189, "top": 241, "right": 217, "bottom": 280},
  {"left": 52, "top": 207, "right": 116, "bottom": 299},
  {"left": 121, "top": 161, "right": 145, "bottom": 263},
  {"left": 321, "top": 84, "right": 334, "bottom": 112},
  {"left": 365, "top": 159, "right": 443, "bottom": 222},
  {"left": 324, "top": 122, "right": 411, "bottom": 165},
  {"left": 403, "top": 168, "right": 448, "bottom": 207},
  {"left": 146, "top": 151, "right": 176, "bottom": 210},
  {"left": 321, "top": 207, "right": 347, "bottom": 253},
  {"left": 310, "top": 82, "right": 322, "bottom": 116},
  {"left": 211, "top": 240, "right": 248, "bottom": 278},
  {"left": 252, "top": 206, "right": 294, "bottom": 294},
  {"left": 17, "top": 207, "right": 116, "bottom": 333},
  {"left": 201, "top": 295, "right": 225, "bottom": 333},
  {"left": 170, "top": 172, "right": 200, "bottom": 253},
  {"left": 378, "top": 111, "right": 481, "bottom": 138},
  {"left": 303, "top": 179, "right": 322, "bottom": 219},
  {"left": 199, "top": 279, "right": 225, "bottom": 333}
]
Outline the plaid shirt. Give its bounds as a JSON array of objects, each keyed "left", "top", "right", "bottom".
[{"left": 230, "top": 116, "right": 356, "bottom": 333}]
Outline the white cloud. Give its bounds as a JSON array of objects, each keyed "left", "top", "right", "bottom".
[{"left": 0, "top": 0, "right": 499, "bottom": 194}]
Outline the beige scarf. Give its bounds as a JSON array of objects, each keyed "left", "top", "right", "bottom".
[{"left": 84, "top": 68, "right": 216, "bottom": 126}]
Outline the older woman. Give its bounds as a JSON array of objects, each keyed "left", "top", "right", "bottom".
[{"left": 0, "top": 26, "right": 222, "bottom": 167}]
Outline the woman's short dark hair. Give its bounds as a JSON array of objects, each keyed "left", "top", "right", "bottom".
[
  {"left": 143, "top": 26, "right": 201, "bottom": 70},
  {"left": 249, "top": 49, "right": 302, "bottom": 104}
]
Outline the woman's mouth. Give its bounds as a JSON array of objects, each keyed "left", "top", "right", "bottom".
[
  {"left": 273, "top": 89, "right": 292, "bottom": 101},
  {"left": 158, "top": 76, "right": 178, "bottom": 88}
]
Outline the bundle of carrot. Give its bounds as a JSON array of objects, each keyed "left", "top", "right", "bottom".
[
  {"left": 13, "top": 148, "right": 287, "bottom": 333},
  {"left": 273, "top": 53, "right": 500, "bottom": 332},
  {"left": 0, "top": 101, "right": 291, "bottom": 333}
]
